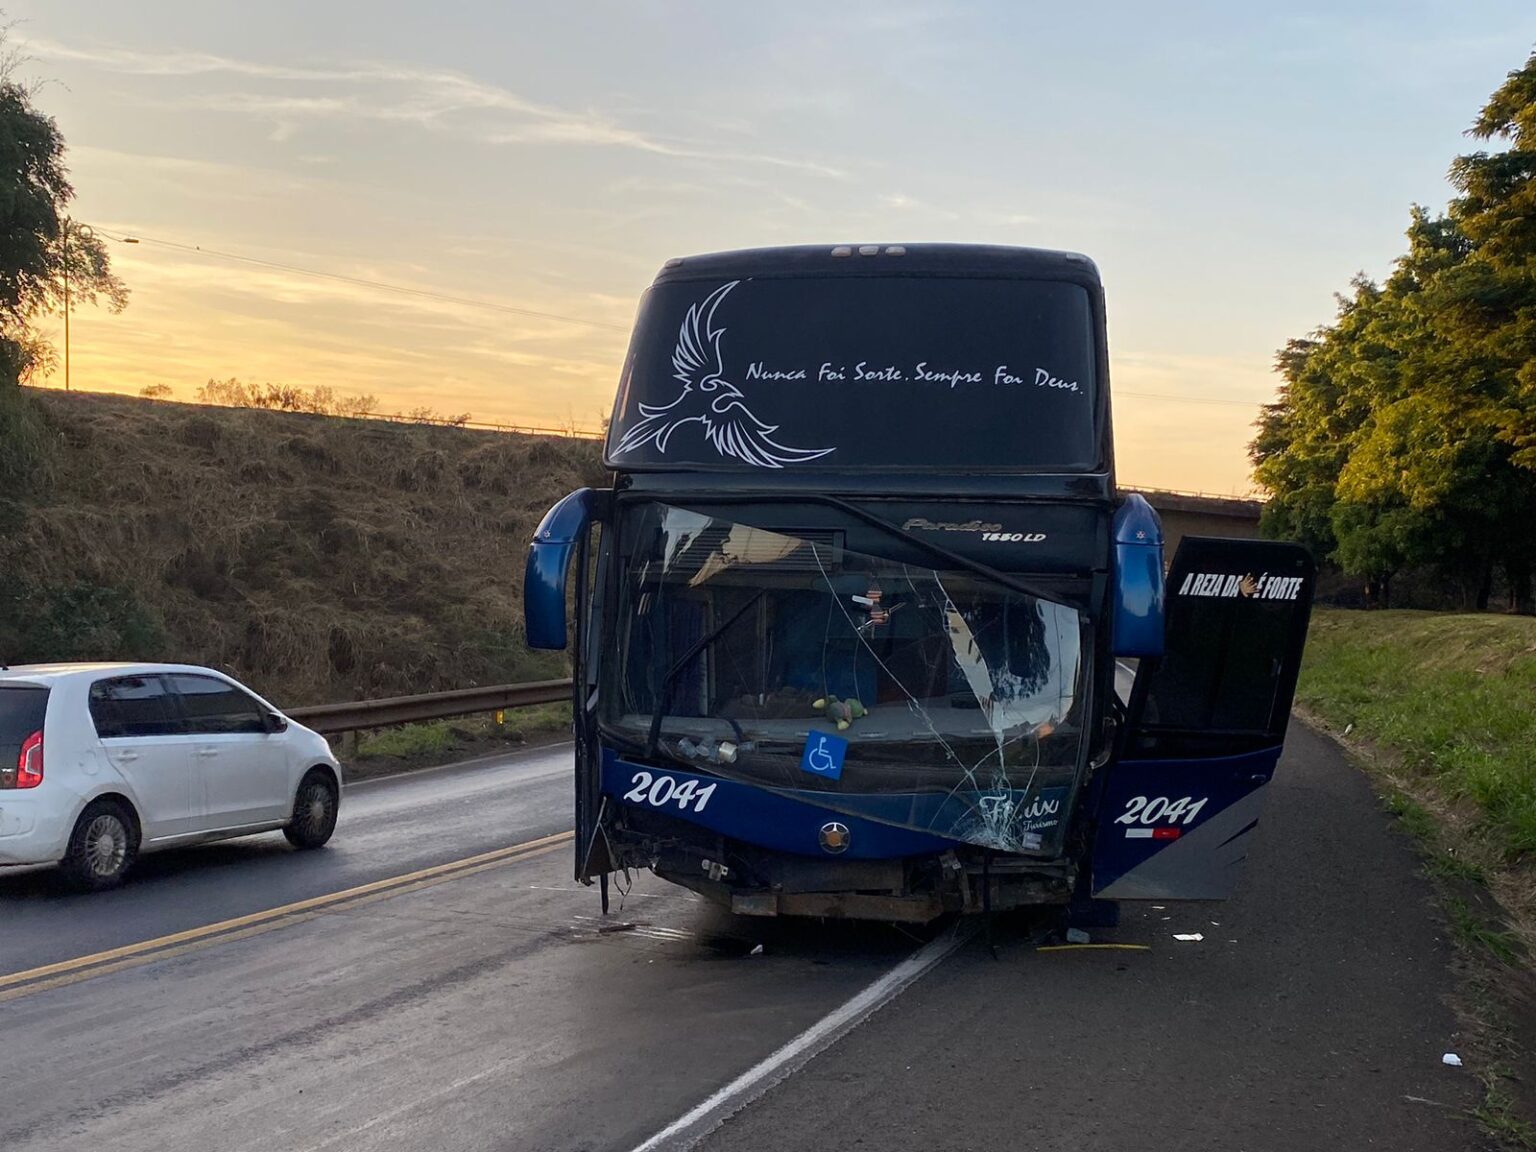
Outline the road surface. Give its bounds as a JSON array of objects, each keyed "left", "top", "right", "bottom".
[{"left": 0, "top": 728, "right": 1480, "bottom": 1151}]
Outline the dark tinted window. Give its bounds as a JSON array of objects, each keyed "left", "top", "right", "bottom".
[
  {"left": 90, "top": 677, "right": 182, "bottom": 739},
  {"left": 1, "top": 687, "right": 49, "bottom": 775},
  {"left": 608, "top": 277, "right": 1099, "bottom": 472},
  {"left": 167, "top": 674, "right": 267, "bottom": 735}
]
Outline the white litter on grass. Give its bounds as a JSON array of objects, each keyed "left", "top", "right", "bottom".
[
  {"left": 1173, "top": 933, "right": 1204, "bottom": 942},
  {"left": 1344, "top": 723, "right": 1354, "bottom": 736},
  {"left": 1442, "top": 1053, "right": 1462, "bottom": 1067}
]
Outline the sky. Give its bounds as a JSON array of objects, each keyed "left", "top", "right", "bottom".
[{"left": 10, "top": 1, "right": 1535, "bottom": 493}]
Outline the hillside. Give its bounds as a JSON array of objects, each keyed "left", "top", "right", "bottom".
[{"left": 0, "top": 390, "right": 606, "bottom": 707}]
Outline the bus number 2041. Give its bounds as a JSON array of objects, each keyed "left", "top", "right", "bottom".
[
  {"left": 1113, "top": 795, "right": 1208, "bottom": 826},
  {"left": 622, "top": 770, "right": 718, "bottom": 813}
]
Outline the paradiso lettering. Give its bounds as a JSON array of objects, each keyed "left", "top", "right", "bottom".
[{"left": 1178, "top": 572, "right": 1305, "bottom": 601}]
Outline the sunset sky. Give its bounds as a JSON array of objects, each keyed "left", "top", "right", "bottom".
[{"left": 13, "top": 1, "right": 1535, "bottom": 493}]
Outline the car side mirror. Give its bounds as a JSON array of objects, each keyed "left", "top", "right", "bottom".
[{"left": 264, "top": 711, "right": 289, "bottom": 734}]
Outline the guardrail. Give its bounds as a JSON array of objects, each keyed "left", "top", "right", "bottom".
[{"left": 287, "top": 679, "right": 573, "bottom": 735}]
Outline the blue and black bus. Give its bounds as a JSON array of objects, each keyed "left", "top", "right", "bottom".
[{"left": 525, "top": 243, "right": 1313, "bottom": 924}]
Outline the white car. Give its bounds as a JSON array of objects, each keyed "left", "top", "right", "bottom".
[{"left": 0, "top": 662, "right": 342, "bottom": 890}]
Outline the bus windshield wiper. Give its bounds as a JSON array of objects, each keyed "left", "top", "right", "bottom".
[{"left": 645, "top": 590, "right": 765, "bottom": 758}]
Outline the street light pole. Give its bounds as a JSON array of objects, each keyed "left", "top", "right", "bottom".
[
  {"left": 60, "top": 220, "right": 99, "bottom": 393},
  {"left": 62, "top": 225, "right": 70, "bottom": 392}
]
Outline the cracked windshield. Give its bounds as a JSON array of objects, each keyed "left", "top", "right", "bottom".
[{"left": 607, "top": 504, "right": 1085, "bottom": 853}]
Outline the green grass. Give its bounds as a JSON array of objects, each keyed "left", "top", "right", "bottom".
[
  {"left": 356, "top": 720, "right": 461, "bottom": 760},
  {"left": 355, "top": 703, "right": 572, "bottom": 762},
  {"left": 1474, "top": 1073, "right": 1536, "bottom": 1151},
  {"left": 1299, "top": 610, "right": 1536, "bottom": 864}
]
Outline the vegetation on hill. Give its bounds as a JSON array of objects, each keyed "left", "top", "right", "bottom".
[
  {"left": 1252, "top": 50, "right": 1536, "bottom": 611},
  {"left": 0, "top": 389, "right": 606, "bottom": 706}
]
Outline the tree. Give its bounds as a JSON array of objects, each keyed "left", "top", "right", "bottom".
[
  {"left": 0, "top": 26, "right": 128, "bottom": 388},
  {"left": 195, "top": 378, "right": 378, "bottom": 418},
  {"left": 1253, "top": 49, "right": 1536, "bottom": 612}
]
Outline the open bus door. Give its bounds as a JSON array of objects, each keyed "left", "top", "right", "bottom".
[
  {"left": 524, "top": 488, "right": 610, "bottom": 886},
  {"left": 1093, "top": 536, "right": 1315, "bottom": 901}
]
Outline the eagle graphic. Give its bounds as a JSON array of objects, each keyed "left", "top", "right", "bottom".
[{"left": 612, "top": 281, "right": 834, "bottom": 468}]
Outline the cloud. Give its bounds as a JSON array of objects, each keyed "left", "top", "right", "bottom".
[{"left": 24, "top": 35, "right": 845, "bottom": 176}]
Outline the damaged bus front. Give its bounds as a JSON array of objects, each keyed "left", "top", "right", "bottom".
[{"left": 526, "top": 244, "right": 1313, "bottom": 923}]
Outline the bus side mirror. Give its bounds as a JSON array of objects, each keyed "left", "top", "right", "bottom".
[
  {"left": 525, "top": 488, "right": 598, "bottom": 650},
  {"left": 1111, "top": 493, "right": 1164, "bottom": 658}
]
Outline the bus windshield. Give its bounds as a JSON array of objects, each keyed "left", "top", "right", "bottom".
[
  {"left": 602, "top": 503, "right": 1088, "bottom": 853},
  {"left": 607, "top": 276, "right": 1099, "bottom": 473}
]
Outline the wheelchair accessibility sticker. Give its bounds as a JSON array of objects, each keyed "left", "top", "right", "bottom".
[{"left": 800, "top": 732, "right": 848, "bottom": 781}]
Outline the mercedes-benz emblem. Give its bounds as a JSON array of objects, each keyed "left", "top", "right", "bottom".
[{"left": 818, "top": 822, "right": 851, "bottom": 854}]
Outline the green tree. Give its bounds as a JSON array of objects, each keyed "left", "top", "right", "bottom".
[
  {"left": 1254, "top": 49, "right": 1536, "bottom": 612},
  {"left": 0, "top": 27, "right": 128, "bottom": 388}
]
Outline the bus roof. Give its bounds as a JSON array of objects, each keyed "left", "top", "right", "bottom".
[{"left": 650, "top": 243, "right": 1102, "bottom": 286}]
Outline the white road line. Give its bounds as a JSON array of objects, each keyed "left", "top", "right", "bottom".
[{"left": 627, "top": 922, "right": 975, "bottom": 1152}]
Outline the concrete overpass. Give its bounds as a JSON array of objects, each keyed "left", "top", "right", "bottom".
[{"left": 1129, "top": 488, "right": 1264, "bottom": 554}]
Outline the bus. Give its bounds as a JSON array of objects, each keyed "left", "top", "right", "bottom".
[{"left": 524, "top": 243, "right": 1313, "bottom": 925}]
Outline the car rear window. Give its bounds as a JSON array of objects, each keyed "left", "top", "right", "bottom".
[{"left": 0, "top": 685, "right": 49, "bottom": 770}]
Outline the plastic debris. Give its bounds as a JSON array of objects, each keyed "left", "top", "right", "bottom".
[
  {"left": 749, "top": 943, "right": 764, "bottom": 956},
  {"left": 1173, "top": 933, "right": 1204, "bottom": 942},
  {"left": 1065, "top": 927, "right": 1091, "bottom": 945},
  {"left": 1344, "top": 723, "right": 1354, "bottom": 736},
  {"left": 1442, "top": 1053, "right": 1462, "bottom": 1067}
]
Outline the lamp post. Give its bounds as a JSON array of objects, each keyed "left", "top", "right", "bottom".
[
  {"left": 58, "top": 223, "right": 139, "bottom": 393},
  {"left": 60, "top": 220, "right": 95, "bottom": 393}
]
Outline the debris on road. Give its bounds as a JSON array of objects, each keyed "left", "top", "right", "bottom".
[
  {"left": 749, "top": 943, "right": 764, "bottom": 955},
  {"left": 1441, "top": 1053, "right": 1462, "bottom": 1067},
  {"left": 1065, "top": 928, "right": 1091, "bottom": 945},
  {"left": 1173, "top": 933, "right": 1204, "bottom": 942}
]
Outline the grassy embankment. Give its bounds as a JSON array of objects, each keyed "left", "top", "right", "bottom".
[
  {"left": 1299, "top": 609, "right": 1536, "bottom": 1146},
  {"left": 0, "top": 389, "right": 601, "bottom": 764}
]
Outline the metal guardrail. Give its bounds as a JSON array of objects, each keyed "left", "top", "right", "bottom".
[{"left": 286, "top": 679, "right": 573, "bottom": 735}]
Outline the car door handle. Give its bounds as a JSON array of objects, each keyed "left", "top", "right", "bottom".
[
  {"left": 112, "top": 751, "right": 140, "bottom": 762},
  {"left": 196, "top": 749, "right": 219, "bottom": 758}
]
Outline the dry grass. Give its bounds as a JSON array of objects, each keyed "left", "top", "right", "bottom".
[{"left": 0, "top": 389, "right": 606, "bottom": 707}]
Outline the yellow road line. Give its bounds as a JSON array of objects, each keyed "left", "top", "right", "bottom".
[{"left": 0, "top": 830, "right": 573, "bottom": 996}]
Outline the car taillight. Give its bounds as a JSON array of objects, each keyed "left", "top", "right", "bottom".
[{"left": 16, "top": 730, "right": 43, "bottom": 788}]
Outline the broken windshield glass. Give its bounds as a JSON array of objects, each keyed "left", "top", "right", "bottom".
[{"left": 604, "top": 503, "right": 1087, "bottom": 854}]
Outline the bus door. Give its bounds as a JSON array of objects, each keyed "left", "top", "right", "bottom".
[
  {"left": 1093, "top": 536, "right": 1315, "bottom": 900},
  {"left": 524, "top": 488, "right": 610, "bottom": 883}
]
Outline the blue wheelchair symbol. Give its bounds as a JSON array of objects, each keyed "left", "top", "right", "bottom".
[{"left": 800, "top": 732, "right": 848, "bottom": 781}]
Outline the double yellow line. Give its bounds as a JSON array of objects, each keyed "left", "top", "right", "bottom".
[{"left": 0, "top": 830, "right": 572, "bottom": 1003}]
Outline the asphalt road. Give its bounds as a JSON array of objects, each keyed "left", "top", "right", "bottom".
[{"left": 0, "top": 727, "right": 1483, "bottom": 1151}]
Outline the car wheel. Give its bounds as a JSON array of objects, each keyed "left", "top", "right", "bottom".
[
  {"left": 60, "top": 800, "right": 139, "bottom": 891},
  {"left": 284, "top": 770, "right": 339, "bottom": 849}
]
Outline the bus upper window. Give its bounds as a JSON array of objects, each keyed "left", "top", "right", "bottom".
[{"left": 606, "top": 276, "right": 1099, "bottom": 473}]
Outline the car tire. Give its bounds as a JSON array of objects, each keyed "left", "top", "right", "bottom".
[
  {"left": 284, "top": 769, "right": 339, "bottom": 849},
  {"left": 60, "top": 800, "right": 139, "bottom": 891}
]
